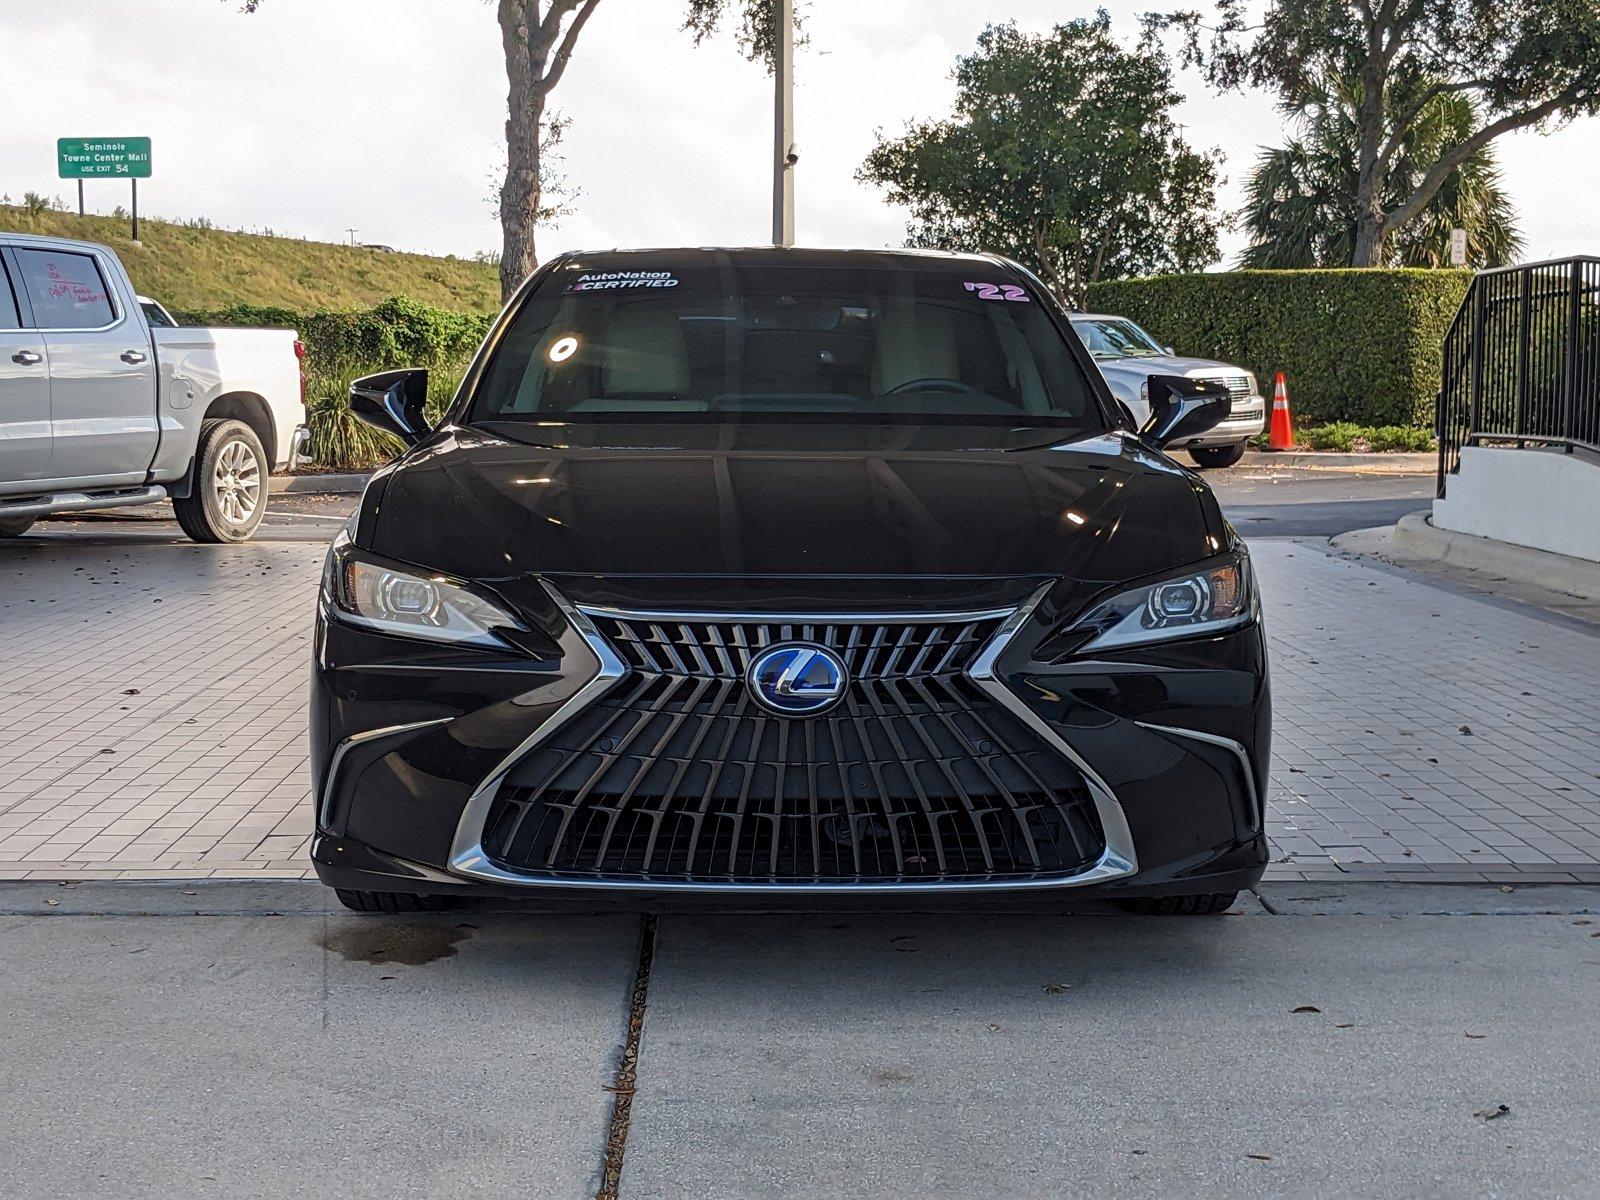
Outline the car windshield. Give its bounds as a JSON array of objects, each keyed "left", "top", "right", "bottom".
[
  {"left": 1072, "top": 318, "right": 1165, "bottom": 361},
  {"left": 466, "top": 260, "right": 1104, "bottom": 428}
]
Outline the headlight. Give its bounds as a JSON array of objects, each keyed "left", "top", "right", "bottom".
[
  {"left": 1064, "top": 553, "right": 1255, "bottom": 654},
  {"left": 322, "top": 532, "right": 521, "bottom": 647}
]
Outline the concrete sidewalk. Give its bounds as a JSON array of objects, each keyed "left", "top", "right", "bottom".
[
  {"left": 3, "top": 882, "right": 1597, "bottom": 1200},
  {"left": 0, "top": 886, "right": 640, "bottom": 1199}
]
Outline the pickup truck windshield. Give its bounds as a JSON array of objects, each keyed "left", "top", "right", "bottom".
[
  {"left": 1072, "top": 318, "right": 1166, "bottom": 361},
  {"left": 468, "top": 263, "right": 1103, "bottom": 427}
]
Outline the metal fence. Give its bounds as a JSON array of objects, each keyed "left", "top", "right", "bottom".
[{"left": 1438, "top": 256, "right": 1600, "bottom": 498}]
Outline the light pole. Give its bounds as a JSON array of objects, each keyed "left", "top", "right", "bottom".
[{"left": 772, "top": 0, "right": 795, "bottom": 247}]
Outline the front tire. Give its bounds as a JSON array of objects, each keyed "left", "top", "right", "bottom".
[
  {"left": 1188, "top": 442, "right": 1247, "bottom": 470},
  {"left": 334, "top": 889, "right": 452, "bottom": 914},
  {"left": 0, "top": 515, "right": 37, "bottom": 537},
  {"left": 173, "top": 418, "right": 268, "bottom": 543},
  {"left": 1116, "top": 891, "right": 1239, "bottom": 915}
]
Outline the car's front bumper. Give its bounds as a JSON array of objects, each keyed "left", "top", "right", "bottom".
[
  {"left": 1177, "top": 397, "right": 1267, "bottom": 448},
  {"left": 310, "top": 581, "right": 1269, "bottom": 902}
]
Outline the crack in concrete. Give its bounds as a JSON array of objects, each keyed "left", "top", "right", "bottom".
[{"left": 597, "top": 913, "right": 656, "bottom": 1200}]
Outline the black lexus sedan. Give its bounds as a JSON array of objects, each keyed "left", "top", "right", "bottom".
[{"left": 311, "top": 248, "right": 1269, "bottom": 914}]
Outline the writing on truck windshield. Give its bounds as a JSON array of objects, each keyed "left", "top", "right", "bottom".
[{"left": 467, "top": 263, "right": 1104, "bottom": 427}]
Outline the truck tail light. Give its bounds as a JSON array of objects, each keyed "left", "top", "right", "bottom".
[{"left": 294, "top": 339, "right": 307, "bottom": 407}]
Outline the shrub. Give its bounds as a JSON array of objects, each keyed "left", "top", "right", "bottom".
[
  {"left": 1300, "top": 422, "right": 1364, "bottom": 451},
  {"left": 1291, "top": 422, "right": 1435, "bottom": 452},
  {"left": 1085, "top": 268, "right": 1471, "bottom": 427},
  {"left": 1367, "top": 424, "right": 1435, "bottom": 452},
  {"left": 303, "top": 359, "right": 465, "bottom": 470},
  {"left": 180, "top": 296, "right": 491, "bottom": 470}
]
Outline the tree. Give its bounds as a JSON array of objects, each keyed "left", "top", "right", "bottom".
[
  {"left": 1240, "top": 70, "right": 1524, "bottom": 268},
  {"left": 857, "top": 17, "right": 1222, "bottom": 308},
  {"left": 241, "top": 0, "right": 794, "bottom": 300},
  {"left": 1147, "top": 0, "right": 1600, "bottom": 267}
]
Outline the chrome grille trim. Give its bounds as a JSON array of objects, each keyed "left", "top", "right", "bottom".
[
  {"left": 588, "top": 610, "right": 1010, "bottom": 683},
  {"left": 1196, "top": 373, "right": 1253, "bottom": 401},
  {"left": 446, "top": 583, "right": 1139, "bottom": 892}
]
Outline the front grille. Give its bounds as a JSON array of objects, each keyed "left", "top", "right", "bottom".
[
  {"left": 1198, "top": 373, "right": 1252, "bottom": 401},
  {"left": 479, "top": 613, "right": 1106, "bottom": 885}
]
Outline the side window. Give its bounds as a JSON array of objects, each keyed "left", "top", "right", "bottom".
[
  {"left": 11, "top": 248, "right": 116, "bottom": 330},
  {"left": 0, "top": 260, "right": 20, "bottom": 329}
]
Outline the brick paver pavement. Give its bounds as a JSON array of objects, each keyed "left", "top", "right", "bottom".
[
  {"left": 0, "top": 540, "right": 318, "bottom": 879},
  {"left": 2, "top": 534, "right": 1598, "bottom": 882}
]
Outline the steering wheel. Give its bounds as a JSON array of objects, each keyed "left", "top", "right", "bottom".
[{"left": 880, "top": 377, "right": 980, "bottom": 397}]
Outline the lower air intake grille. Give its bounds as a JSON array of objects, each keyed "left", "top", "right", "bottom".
[{"left": 481, "top": 614, "right": 1105, "bottom": 885}]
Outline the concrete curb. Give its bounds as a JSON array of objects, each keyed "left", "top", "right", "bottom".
[
  {"left": 1242, "top": 449, "right": 1434, "bottom": 474},
  {"left": 269, "top": 472, "right": 372, "bottom": 496},
  {"left": 1391, "top": 511, "right": 1600, "bottom": 600}
]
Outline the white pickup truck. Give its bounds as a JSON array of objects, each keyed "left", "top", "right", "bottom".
[{"left": 0, "top": 233, "right": 307, "bottom": 542}]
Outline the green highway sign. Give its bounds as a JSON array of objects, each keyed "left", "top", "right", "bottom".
[{"left": 57, "top": 137, "right": 152, "bottom": 179}]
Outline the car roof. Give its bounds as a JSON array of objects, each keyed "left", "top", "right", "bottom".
[
  {"left": 0, "top": 231, "right": 112, "bottom": 252},
  {"left": 549, "top": 245, "right": 1019, "bottom": 274},
  {"left": 1068, "top": 313, "right": 1134, "bottom": 322}
]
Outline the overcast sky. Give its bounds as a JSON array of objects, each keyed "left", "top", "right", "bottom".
[{"left": 4, "top": 0, "right": 1598, "bottom": 268}]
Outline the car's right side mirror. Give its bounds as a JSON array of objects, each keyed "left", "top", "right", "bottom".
[
  {"left": 1139, "top": 375, "right": 1231, "bottom": 449},
  {"left": 350, "top": 368, "right": 431, "bottom": 446}
]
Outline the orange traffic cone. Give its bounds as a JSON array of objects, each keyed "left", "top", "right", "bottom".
[{"left": 1268, "top": 372, "right": 1296, "bottom": 450}]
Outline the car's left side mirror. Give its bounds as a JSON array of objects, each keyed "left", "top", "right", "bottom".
[
  {"left": 1140, "top": 374, "right": 1231, "bottom": 449},
  {"left": 350, "top": 368, "right": 431, "bottom": 446}
]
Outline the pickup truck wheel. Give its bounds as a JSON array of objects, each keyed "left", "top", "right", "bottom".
[
  {"left": 173, "top": 419, "right": 268, "bottom": 543},
  {"left": 0, "top": 515, "right": 37, "bottom": 537},
  {"left": 1188, "top": 443, "right": 1247, "bottom": 469}
]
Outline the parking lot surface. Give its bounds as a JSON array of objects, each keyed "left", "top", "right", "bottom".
[{"left": 2, "top": 470, "right": 1597, "bottom": 883}]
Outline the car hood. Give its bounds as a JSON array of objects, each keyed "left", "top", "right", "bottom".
[
  {"left": 1094, "top": 354, "right": 1246, "bottom": 384},
  {"left": 365, "top": 422, "right": 1227, "bottom": 600}
]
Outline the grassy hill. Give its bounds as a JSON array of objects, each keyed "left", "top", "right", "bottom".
[{"left": 0, "top": 205, "right": 500, "bottom": 314}]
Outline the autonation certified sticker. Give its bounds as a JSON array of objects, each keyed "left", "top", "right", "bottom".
[{"left": 566, "top": 271, "right": 680, "bottom": 292}]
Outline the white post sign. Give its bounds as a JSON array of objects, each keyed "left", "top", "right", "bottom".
[{"left": 1450, "top": 228, "right": 1468, "bottom": 267}]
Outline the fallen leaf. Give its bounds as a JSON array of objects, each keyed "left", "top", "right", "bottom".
[
  {"left": 122, "top": 688, "right": 140, "bottom": 695},
  {"left": 1458, "top": 725, "right": 1473, "bottom": 736},
  {"left": 1473, "top": 1104, "right": 1511, "bottom": 1121},
  {"left": 1292, "top": 1005, "right": 1322, "bottom": 1014},
  {"left": 1334, "top": 1022, "right": 1355, "bottom": 1029},
  {"left": 1499, "top": 885, "right": 1514, "bottom": 894},
  {"left": 1574, "top": 920, "right": 1591, "bottom": 926},
  {"left": 44, "top": 899, "right": 59, "bottom": 907},
  {"left": 1043, "top": 983, "right": 1070, "bottom": 995},
  {"left": 1465, "top": 1033, "right": 1486, "bottom": 1040},
  {"left": 379, "top": 975, "right": 396, "bottom": 981},
  {"left": 1246, "top": 1153, "right": 1273, "bottom": 1162},
  {"left": 180, "top": 889, "right": 197, "bottom": 896},
  {"left": 986, "top": 1023, "right": 1000, "bottom": 1032}
]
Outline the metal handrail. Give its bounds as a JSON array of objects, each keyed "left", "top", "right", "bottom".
[{"left": 1437, "top": 258, "right": 1600, "bottom": 498}]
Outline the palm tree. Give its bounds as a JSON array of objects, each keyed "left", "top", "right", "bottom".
[{"left": 1239, "top": 73, "right": 1523, "bottom": 269}]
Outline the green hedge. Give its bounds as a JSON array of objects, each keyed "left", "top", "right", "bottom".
[
  {"left": 1085, "top": 268, "right": 1471, "bottom": 426},
  {"left": 175, "top": 296, "right": 494, "bottom": 470},
  {"left": 175, "top": 295, "right": 493, "bottom": 373}
]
